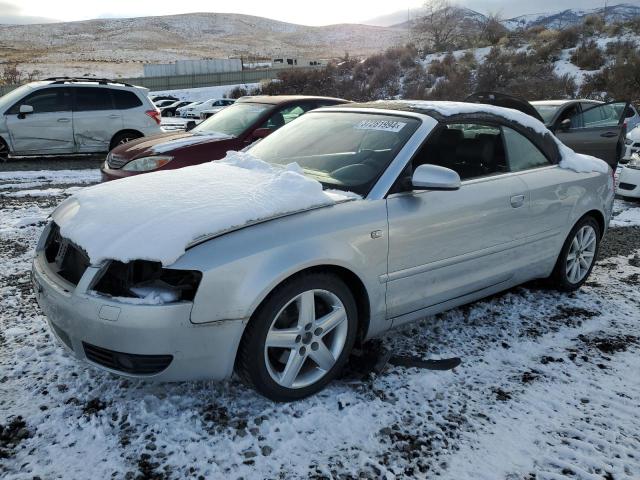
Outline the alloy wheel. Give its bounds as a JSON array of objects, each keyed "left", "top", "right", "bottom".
[
  {"left": 566, "top": 225, "right": 597, "bottom": 283},
  {"left": 264, "top": 289, "right": 348, "bottom": 389}
]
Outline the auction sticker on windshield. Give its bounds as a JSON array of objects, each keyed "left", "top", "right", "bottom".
[{"left": 355, "top": 120, "right": 407, "bottom": 132}]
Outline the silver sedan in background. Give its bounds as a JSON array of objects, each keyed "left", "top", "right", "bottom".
[{"left": 32, "top": 101, "right": 614, "bottom": 401}]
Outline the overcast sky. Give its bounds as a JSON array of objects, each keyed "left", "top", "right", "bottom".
[{"left": 0, "top": 0, "right": 636, "bottom": 25}]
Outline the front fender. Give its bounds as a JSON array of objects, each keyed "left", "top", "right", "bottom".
[{"left": 172, "top": 200, "right": 389, "bottom": 337}]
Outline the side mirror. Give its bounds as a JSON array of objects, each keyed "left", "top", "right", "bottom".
[
  {"left": 18, "top": 105, "right": 33, "bottom": 118},
  {"left": 252, "top": 127, "right": 273, "bottom": 139},
  {"left": 557, "top": 118, "right": 571, "bottom": 132},
  {"left": 412, "top": 164, "right": 461, "bottom": 191},
  {"left": 185, "top": 121, "right": 196, "bottom": 132}
]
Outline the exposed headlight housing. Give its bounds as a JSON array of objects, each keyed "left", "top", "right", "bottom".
[
  {"left": 625, "top": 137, "right": 634, "bottom": 145},
  {"left": 122, "top": 156, "right": 173, "bottom": 172},
  {"left": 628, "top": 153, "right": 640, "bottom": 170},
  {"left": 92, "top": 260, "right": 202, "bottom": 303}
]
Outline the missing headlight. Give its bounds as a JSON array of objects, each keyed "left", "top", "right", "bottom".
[{"left": 92, "top": 260, "right": 202, "bottom": 303}]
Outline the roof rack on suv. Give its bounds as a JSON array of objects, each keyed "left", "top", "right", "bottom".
[{"left": 44, "top": 77, "right": 135, "bottom": 87}]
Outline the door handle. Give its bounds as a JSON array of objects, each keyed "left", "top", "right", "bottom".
[
  {"left": 600, "top": 131, "right": 618, "bottom": 138},
  {"left": 510, "top": 194, "right": 526, "bottom": 208},
  {"left": 108, "top": 114, "right": 120, "bottom": 119},
  {"left": 57, "top": 118, "right": 71, "bottom": 123}
]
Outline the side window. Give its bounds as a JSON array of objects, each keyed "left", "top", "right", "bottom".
[
  {"left": 112, "top": 90, "right": 142, "bottom": 109},
  {"left": 503, "top": 127, "right": 551, "bottom": 172},
  {"left": 413, "top": 123, "right": 508, "bottom": 181},
  {"left": 7, "top": 88, "right": 72, "bottom": 114},
  {"left": 261, "top": 104, "right": 309, "bottom": 130},
  {"left": 581, "top": 104, "right": 621, "bottom": 128},
  {"left": 73, "top": 87, "right": 114, "bottom": 111}
]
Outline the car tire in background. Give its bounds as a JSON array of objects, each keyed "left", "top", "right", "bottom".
[
  {"left": 548, "top": 216, "right": 601, "bottom": 292},
  {"left": 0, "top": 137, "right": 8, "bottom": 162},
  {"left": 236, "top": 272, "right": 358, "bottom": 402},
  {"left": 109, "top": 130, "right": 144, "bottom": 151}
]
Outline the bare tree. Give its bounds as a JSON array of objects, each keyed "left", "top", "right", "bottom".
[
  {"left": 479, "top": 12, "right": 507, "bottom": 45},
  {"left": 412, "top": 0, "right": 464, "bottom": 52},
  {"left": 1, "top": 62, "right": 22, "bottom": 85}
]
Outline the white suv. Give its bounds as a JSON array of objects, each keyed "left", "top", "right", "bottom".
[{"left": 0, "top": 77, "right": 163, "bottom": 160}]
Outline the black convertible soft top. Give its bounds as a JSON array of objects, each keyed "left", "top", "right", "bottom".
[{"left": 338, "top": 100, "right": 562, "bottom": 164}]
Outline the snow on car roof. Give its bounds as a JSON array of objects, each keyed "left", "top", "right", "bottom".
[{"left": 53, "top": 152, "right": 357, "bottom": 266}]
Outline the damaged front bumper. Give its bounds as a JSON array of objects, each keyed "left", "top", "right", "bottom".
[{"left": 31, "top": 252, "right": 247, "bottom": 381}]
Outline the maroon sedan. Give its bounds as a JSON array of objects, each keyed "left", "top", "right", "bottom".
[{"left": 101, "top": 95, "right": 348, "bottom": 181}]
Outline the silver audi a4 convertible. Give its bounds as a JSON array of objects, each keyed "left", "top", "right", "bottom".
[{"left": 32, "top": 101, "right": 615, "bottom": 401}]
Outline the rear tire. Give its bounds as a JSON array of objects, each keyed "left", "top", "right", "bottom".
[
  {"left": 0, "top": 137, "right": 8, "bottom": 162},
  {"left": 166, "top": 111, "right": 174, "bottom": 117},
  {"left": 236, "top": 273, "right": 357, "bottom": 402},
  {"left": 548, "top": 216, "right": 601, "bottom": 291},
  {"left": 109, "top": 131, "right": 143, "bottom": 150}
]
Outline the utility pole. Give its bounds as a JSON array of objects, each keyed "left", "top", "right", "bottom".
[{"left": 603, "top": 0, "right": 609, "bottom": 24}]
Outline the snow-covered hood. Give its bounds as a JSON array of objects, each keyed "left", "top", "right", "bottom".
[{"left": 53, "top": 152, "right": 358, "bottom": 266}]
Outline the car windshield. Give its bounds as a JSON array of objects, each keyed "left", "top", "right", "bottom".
[
  {"left": 533, "top": 104, "right": 562, "bottom": 124},
  {"left": 248, "top": 112, "right": 420, "bottom": 195},
  {"left": 192, "top": 102, "right": 271, "bottom": 137}
]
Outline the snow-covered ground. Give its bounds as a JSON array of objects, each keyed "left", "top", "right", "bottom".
[{"left": 1, "top": 168, "right": 640, "bottom": 479}]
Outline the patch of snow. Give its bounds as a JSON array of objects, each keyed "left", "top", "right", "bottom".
[
  {"left": 0, "top": 169, "right": 100, "bottom": 185},
  {"left": 53, "top": 152, "right": 358, "bottom": 266},
  {"left": 611, "top": 203, "right": 640, "bottom": 227},
  {"left": 4, "top": 188, "right": 65, "bottom": 197}
]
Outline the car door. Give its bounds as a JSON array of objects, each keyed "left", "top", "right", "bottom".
[
  {"left": 501, "top": 125, "right": 576, "bottom": 274},
  {"left": 556, "top": 101, "right": 628, "bottom": 168},
  {"left": 385, "top": 122, "right": 530, "bottom": 322},
  {"left": 4, "top": 87, "right": 74, "bottom": 154},
  {"left": 72, "top": 87, "right": 123, "bottom": 152}
]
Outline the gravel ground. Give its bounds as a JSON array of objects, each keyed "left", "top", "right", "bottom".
[{"left": 1, "top": 168, "right": 639, "bottom": 480}]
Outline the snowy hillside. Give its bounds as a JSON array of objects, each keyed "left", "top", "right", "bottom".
[
  {"left": 365, "top": 3, "right": 640, "bottom": 30},
  {"left": 0, "top": 13, "right": 405, "bottom": 78},
  {"left": 504, "top": 3, "right": 640, "bottom": 30}
]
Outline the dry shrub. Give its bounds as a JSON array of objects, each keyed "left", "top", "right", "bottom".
[{"left": 571, "top": 40, "right": 605, "bottom": 70}]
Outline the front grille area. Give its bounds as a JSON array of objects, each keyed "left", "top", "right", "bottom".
[
  {"left": 83, "top": 342, "right": 173, "bottom": 375},
  {"left": 45, "top": 223, "right": 90, "bottom": 285},
  {"left": 619, "top": 182, "right": 636, "bottom": 191},
  {"left": 107, "top": 153, "right": 128, "bottom": 169}
]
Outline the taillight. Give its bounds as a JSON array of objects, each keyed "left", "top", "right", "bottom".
[{"left": 145, "top": 109, "right": 161, "bottom": 125}]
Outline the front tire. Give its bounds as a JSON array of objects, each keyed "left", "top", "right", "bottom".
[
  {"left": 549, "top": 216, "right": 601, "bottom": 291},
  {"left": 236, "top": 273, "right": 357, "bottom": 402}
]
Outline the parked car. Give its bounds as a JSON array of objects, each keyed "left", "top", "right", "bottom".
[
  {"left": 0, "top": 77, "right": 163, "bottom": 160},
  {"left": 465, "top": 92, "right": 628, "bottom": 169},
  {"left": 160, "top": 100, "right": 194, "bottom": 117},
  {"left": 154, "top": 99, "right": 176, "bottom": 108},
  {"left": 35, "top": 100, "right": 614, "bottom": 401},
  {"left": 149, "top": 95, "right": 178, "bottom": 103},
  {"left": 176, "top": 101, "right": 201, "bottom": 117},
  {"left": 623, "top": 124, "right": 640, "bottom": 162},
  {"left": 618, "top": 153, "right": 640, "bottom": 199},
  {"left": 101, "top": 95, "right": 348, "bottom": 180},
  {"left": 180, "top": 98, "right": 235, "bottom": 119},
  {"left": 615, "top": 103, "right": 640, "bottom": 132}
]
